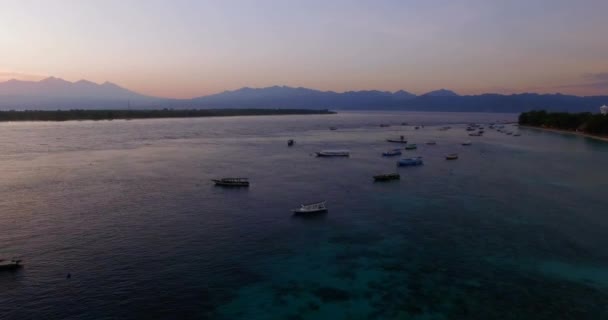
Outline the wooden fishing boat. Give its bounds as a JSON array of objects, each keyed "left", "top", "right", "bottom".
[
  {"left": 316, "top": 150, "right": 350, "bottom": 157},
  {"left": 397, "top": 157, "right": 423, "bottom": 166},
  {"left": 212, "top": 178, "right": 250, "bottom": 187},
  {"left": 386, "top": 136, "right": 407, "bottom": 143},
  {"left": 382, "top": 149, "right": 402, "bottom": 157},
  {"left": 446, "top": 154, "right": 458, "bottom": 160},
  {"left": 293, "top": 201, "right": 328, "bottom": 215},
  {"left": 373, "top": 173, "right": 400, "bottom": 181}
]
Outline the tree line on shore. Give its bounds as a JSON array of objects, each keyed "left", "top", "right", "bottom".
[
  {"left": 519, "top": 110, "right": 608, "bottom": 135},
  {"left": 0, "top": 108, "right": 335, "bottom": 122}
]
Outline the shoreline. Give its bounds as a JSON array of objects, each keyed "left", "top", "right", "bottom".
[
  {"left": 519, "top": 124, "right": 608, "bottom": 142},
  {"left": 0, "top": 108, "right": 336, "bottom": 122}
]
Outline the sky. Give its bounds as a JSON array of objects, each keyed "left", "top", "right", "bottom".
[{"left": 1, "top": 0, "right": 607, "bottom": 98}]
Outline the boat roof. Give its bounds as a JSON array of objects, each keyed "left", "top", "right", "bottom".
[{"left": 301, "top": 201, "right": 326, "bottom": 206}]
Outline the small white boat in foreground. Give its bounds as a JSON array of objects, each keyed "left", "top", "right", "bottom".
[
  {"left": 316, "top": 150, "right": 350, "bottom": 157},
  {"left": 293, "top": 201, "right": 328, "bottom": 215}
]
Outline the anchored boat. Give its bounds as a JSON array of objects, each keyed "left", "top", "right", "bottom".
[
  {"left": 373, "top": 173, "right": 400, "bottom": 181},
  {"left": 446, "top": 154, "right": 459, "bottom": 160},
  {"left": 316, "top": 150, "right": 350, "bottom": 157},
  {"left": 426, "top": 141, "right": 437, "bottom": 145},
  {"left": 405, "top": 144, "right": 417, "bottom": 150},
  {"left": 287, "top": 139, "right": 295, "bottom": 146},
  {"left": 397, "top": 157, "right": 423, "bottom": 166},
  {"left": 212, "top": 178, "right": 250, "bottom": 187},
  {"left": 293, "top": 201, "right": 328, "bottom": 215},
  {"left": 462, "top": 141, "right": 472, "bottom": 146},
  {"left": 386, "top": 136, "right": 407, "bottom": 143},
  {"left": 0, "top": 259, "right": 22, "bottom": 270},
  {"left": 382, "top": 149, "right": 402, "bottom": 157}
]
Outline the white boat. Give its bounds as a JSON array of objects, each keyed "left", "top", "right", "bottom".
[
  {"left": 293, "top": 201, "right": 328, "bottom": 214},
  {"left": 315, "top": 150, "right": 350, "bottom": 157}
]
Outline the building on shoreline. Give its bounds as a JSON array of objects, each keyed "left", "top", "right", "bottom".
[{"left": 601, "top": 105, "right": 608, "bottom": 115}]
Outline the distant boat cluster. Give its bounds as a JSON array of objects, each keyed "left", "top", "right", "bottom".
[
  {"left": 490, "top": 124, "right": 521, "bottom": 136},
  {"left": 209, "top": 121, "right": 518, "bottom": 217}
]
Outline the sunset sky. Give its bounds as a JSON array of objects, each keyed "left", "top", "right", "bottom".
[{"left": 1, "top": 0, "right": 607, "bottom": 98}]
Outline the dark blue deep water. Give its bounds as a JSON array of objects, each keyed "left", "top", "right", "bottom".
[{"left": 1, "top": 112, "right": 608, "bottom": 319}]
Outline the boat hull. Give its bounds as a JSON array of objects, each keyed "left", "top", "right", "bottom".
[
  {"left": 373, "top": 174, "right": 400, "bottom": 181},
  {"left": 0, "top": 260, "right": 22, "bottom": 270},
  {"left": 293, "top": 208, "right": 328, "bottom": 215},
  {"left": 382, "top": 150, "right": 402, "bottom": 157},
  {"left": 315, "top": 152, "right": 349, "bottom": 157},
  {"left": 212, "top": 179, "right": 250, "bottom": 187},
  {"left": 397, "top": 158, "right": 423, "bottom": 166}
]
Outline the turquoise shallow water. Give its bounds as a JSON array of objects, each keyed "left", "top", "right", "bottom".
[{"left": 1, "top": 111, "right": 608, "bottom": 319}]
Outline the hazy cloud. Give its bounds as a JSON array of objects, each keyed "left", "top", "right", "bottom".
[
  {"left": 581, "top": 73, "right": 608, "bottom": 88},
  {"left": 531, "top": 72, "right": 608, "bottom": 95}
]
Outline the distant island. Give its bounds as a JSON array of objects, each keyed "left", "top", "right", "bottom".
[
  {"left": 519, "top": 109, "right": 608, "bottom": 139},
  {"left": 1, "top": 77, "right": 607, "bottom": 113},
  {"left": 0, "top": 109, "right": 335, "bottom": 122}
]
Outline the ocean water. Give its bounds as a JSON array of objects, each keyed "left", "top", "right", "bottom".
[{"left": 1, "top": 111, "right": 608, "bottom": 319}]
